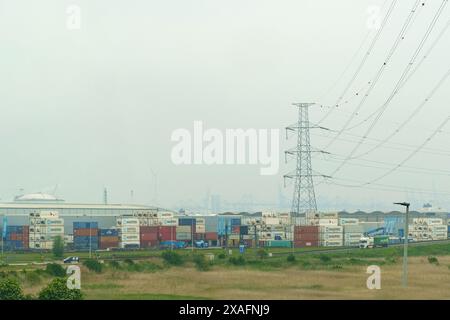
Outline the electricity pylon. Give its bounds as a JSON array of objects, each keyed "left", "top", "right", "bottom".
[{"left": 284, "top": 103, "right": 330, "bottom": 216}]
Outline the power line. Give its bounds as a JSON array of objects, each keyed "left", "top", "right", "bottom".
[
  {"left": 328, "top": 116, "right": 450, "bottom": 186},
  {"left": 342, "top": 18, "right": 450, "bottom": 132},
  {"left": 312, "top": 130, "right": 450, "bottom": 157},
  {"left": 351, "top": 67, "right": 450, "bottom": 159},
  {"left": 317, "top": 0, "right": 398, "bottom": 125},
  {"left": 323, "top": 176, "right": 450, "bottom": 197},
  {"left": 323, "top": 0, "right": 424, "bottom": 149},
  {"left": 327, "top": 0, "right": 449, "bottom": 175}
]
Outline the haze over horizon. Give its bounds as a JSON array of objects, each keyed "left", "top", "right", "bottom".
[{"left": 1, "top": 0, "right": 449, "bottom": 212}]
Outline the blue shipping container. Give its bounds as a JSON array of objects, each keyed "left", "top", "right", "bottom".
[
  {"left": 73, "top": 222, "right": 98, "bottom": 229},
  {"left": 179, "top": 218, "right": 196, "bottom": 226},
  {"left": 6, "top": 226, "right": 24, "bottom": 233},
  {"left": 5, "top": 240, "right": 24, "bottom": 249},
  {"left": 99, "top": 229, "right": 119, "bottom": 237}
]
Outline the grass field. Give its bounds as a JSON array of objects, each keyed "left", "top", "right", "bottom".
[{"left": 1, "top": 243, "right": 450, "bottom": 299}]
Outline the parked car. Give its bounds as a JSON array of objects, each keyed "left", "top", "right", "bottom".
[{"left": 63, "top": 256, "right": 79, "bottom": 264}]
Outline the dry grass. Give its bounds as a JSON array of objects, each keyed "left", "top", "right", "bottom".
[{"left": 65, "top": 256, "right": 450, "bottom": 300}]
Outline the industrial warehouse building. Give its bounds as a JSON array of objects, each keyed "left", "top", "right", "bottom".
[{"left": 0, "top": 193, "right": 169, "bottom": 233}]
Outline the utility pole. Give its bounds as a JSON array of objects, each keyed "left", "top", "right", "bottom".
[
  {"left": 394, "top": 202, "right": 410, "bottom": 287},
  {"left": 284, "top": 103, "right": 330, "bottom": 216}
]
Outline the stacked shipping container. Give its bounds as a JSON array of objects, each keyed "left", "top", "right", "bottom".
[
  {"left": 29, "top": 211, "right": 64, "bottom": 250},
  {"left": 117, "top": 218, "right": 140, "bottom": 248},
  {"left": 139, "top": 226, "right": 159, "bottom": 248},
  {"left": 3, "top": 226, "right": 29, "bottom": 250},
  {"left": 98, "top": 229, "right": 119, "bottom": 249},
  {"left": 73, "top": 222, "right": 98, "bottom": 250},
  {"left": 294, "top": 226, "right": 319, "bottom": 247}
]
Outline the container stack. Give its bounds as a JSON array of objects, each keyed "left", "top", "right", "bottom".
[
  {"left": 139, "top": 226, "right": 159, "bottom": 248},
  {"left": 175, "top": 225, "right": 191, "bottom": 242},
  {"left": 204, "top": 216, "right": 218, "bottom": 246},
  {"left": 293, "top": 226, "right": 319, "bottom": 247},
  {"left": 194, "top": 218, "right": 206, "bottom": 240},
  {"left": 319, "top": 225, "right": 343, "bottom": 247},
  {"left": 29, "top": 211, "right": 64, "bottom": 250},
  {"left": 340, "top": 218, "right": 362, "bottom": 247},
  {"left": 217, "top": 216, "right": 241, "bottom": 247},
  {"left": 306, "top": 212, "right": 339, "bottom": 227},
  {"left": 99, "top": 229, "right": 119, "bottom": 249},
  {"left": 3, "top": 226, "right": 29, "bottom": 250},
  {"left": 117, "top": 217, "right": 140, "bottom": 249},
  {"left": 73, "top": 222, "right": 98, "bottom": 251},
  {"left": 409, "top": 218, "right": 447, "bottom": 241}
]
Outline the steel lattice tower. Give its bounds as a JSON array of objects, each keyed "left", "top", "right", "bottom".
[{"left": 284, "top": 103, "right": 329, "bottom": 216}]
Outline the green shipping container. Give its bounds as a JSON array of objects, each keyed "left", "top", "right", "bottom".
[{"left": 266, "top": 240, "right": 292, "bottom": 248}]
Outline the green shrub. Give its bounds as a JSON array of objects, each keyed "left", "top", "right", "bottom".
[
  {"left": 38, "top": 278, "right": 83, "bottom": 300},
  {"left": 0, "top": 278, "right": 24, "bottom": 300},
  {"left": 257, "top": 249, "right": 268, "bottom": 259},
  {"left": 83, "top": 259, "right": 103, "bottom": 273},
  {"left": 108, "top": 260, "right": 121, "bottom": 269},
  {"left": 193, "top": 255, "right": 211, "bottom": 271},
  {"left": 319, "top": 254, "right": 331, "bottom": 263},
  {"left": 25, "top": 271, "right": 42, "bottom": 286},
  {"left": 218, "top": 253, "right": 226, "bottom": 259},
  {"left": 161, "top": 251, "right": 184, "bottom": 266},
  {"left": 124, "top": 259, "right": 134, "bottom": 265},
  {"left": 287, "top": 254, "right": 296, "bottom": 262},
  {"left": 52, "top": 236, "right": 64, "bottom": 258},
  {"left": 428, "top": 256, "right": 439, "bottom": 265},
  {"left": 228, "top": 256, "right": 246, "bottom": 266},
  {"left": 45, "top": 263, "right": 66, "bottom": 277}
]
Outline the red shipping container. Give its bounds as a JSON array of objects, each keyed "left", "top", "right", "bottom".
[
  {"left": 100, "top": 236, "right": 119, "bottom": 242},
  {"left": 294, "top": 240, "right": 319, "bottom": 248},
  {"left": 99, "top": 242, "right": 119, "bottom": 249},
  {"left": 205, "top": 232, "right": 218, "bottom": 240},
  {"left": 159, "top": 226, "right": 176, "bottom": 241},
  {"left": 294, "top": 226, "right": 319, "bottom": 234},
  {"left": 294, "top": 233, "right": 319, "bottom": 241},
  {"left": 74, "top": 228, "right": 98, "bottom": 237},
  {"left": 140, "top": 233, "right": 158, "bottom": 241},
  {"left": 140, "top": 240, "right": 159, "bottom": 248},
  {"left": 140, "top": 226, "right": 159, "bottom": 234}
]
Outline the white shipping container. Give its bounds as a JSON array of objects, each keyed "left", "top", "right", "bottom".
[
  {"left": 120, "top": 241, "right": 140, "bottom": 248},
  {"left": 30, "top": 226, "right": 64, "bottom": 234},
  {"left": 160, "top": 218, "right": 178, "bottom": 226},
  {"left": 120, "top": 226, "right": 139, "bottom": 234},
  {"left": 413, "top": 218, "right": 443, "bottom": 225},
  {"left": 38, "top": 211, "right": 59, "bottom": 218},
  {"left": 320, "top": 233, "right": 343, "bottom": 240},
  {"left": 264, "top": 217, "right": 280, "bottom": 225},
  {"left": 262, "top": 211, "right": 277, "bottom": 218},
  {"left": 196, "top": 224, "right": 206, "bottom": 233},
  {"left": 431, "top": 232, "right": 447, "bottom": 240},
  {"left": 320, "top": 240, "right": 343, "bottom": 247},
  {"left": 344, "top": 233, "right": 363, "bottom": 239},
  {"left": 117, "top": 218, "right": 140, "bottom": 226},
  {"left": 319, "top": 212, "right": 339, "bottom": 219},
  {"left": 318, "top": 219, "right": 338, "bottom": 226},
  {"left": 157, "top": 211, "right": 174, "bottom": 219},
  {"left": 176, "top": 226, "right": 191, "bottom": 233},
  {"left": 120, "top": 234, "right": 140, "bottom": 241},
  {"left": 339, "top": 218, "right": 359, "bottom": 225},
  {"left": 344, "top": 240, "right": 360, "bottom": 247},
  {"left": 428, "top": 225, "right": 447, "bottom": 232},
  {"left": 195, "top": 218, "right": 205, "bottom": 225},
  {"left": 320, "top": 226, "right": 343, "bottom": 233}
]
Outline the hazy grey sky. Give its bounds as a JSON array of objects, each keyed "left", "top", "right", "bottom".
[{"left": 0, "top": 0, "right": 449, "bottom": 212}]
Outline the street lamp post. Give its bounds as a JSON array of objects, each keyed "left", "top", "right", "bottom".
[{"left": 394, "top": 202, "right": 410, "bottom": 287}]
